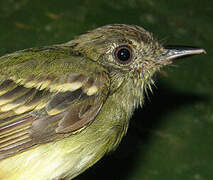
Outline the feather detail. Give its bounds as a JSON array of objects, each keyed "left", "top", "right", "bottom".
[{"left": 0, "top": 70, "right": 110, "bottom": 159}]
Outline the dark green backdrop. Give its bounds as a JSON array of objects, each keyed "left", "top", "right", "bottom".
[{"left": 0, "top": 0, "right": 212, "bottom": 180}]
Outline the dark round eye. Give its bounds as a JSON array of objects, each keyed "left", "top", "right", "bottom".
[{"left": 114, "top": 45, "right": 132, "bottom": 64}]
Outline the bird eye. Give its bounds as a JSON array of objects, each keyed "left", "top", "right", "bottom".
[{"left": 113, "top": 45, "right": 133, "bottom": 64}]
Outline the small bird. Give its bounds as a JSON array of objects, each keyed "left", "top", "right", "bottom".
[{"left": 0, "top": 24, "right": 205, "bottom": 180}]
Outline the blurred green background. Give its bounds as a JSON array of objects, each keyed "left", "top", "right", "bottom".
[{"left": 0, "top": 0, "right": 212, "bottom": 179}]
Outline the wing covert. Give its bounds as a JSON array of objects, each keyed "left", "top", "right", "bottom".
[{"left": 0, "top": 50, "right": 110, "bottom": 160}]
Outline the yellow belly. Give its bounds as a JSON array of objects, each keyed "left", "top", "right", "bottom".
[{"left": 0, "top": 133, "right": 108, "bottom": 180}]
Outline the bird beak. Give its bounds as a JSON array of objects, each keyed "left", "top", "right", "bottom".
[{"left": 162, "top": 46, "right": 206, "bottom": 62}]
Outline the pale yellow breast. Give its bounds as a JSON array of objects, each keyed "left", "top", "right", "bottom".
[{"left": 0, "top": 132, "right": 108, "bottom": 180}]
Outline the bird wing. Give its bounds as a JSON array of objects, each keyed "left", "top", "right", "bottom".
[{"left": 0, "top": 46, "right": 110, "bottom": 159}]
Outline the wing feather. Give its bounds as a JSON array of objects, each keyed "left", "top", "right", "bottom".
[{"left": 0, "top": 52, "right": 110, "bottom": 160}]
